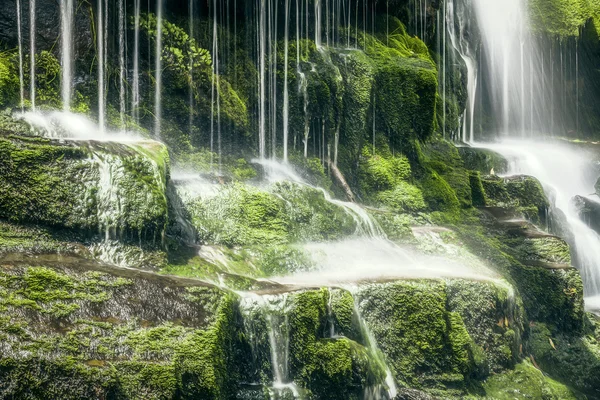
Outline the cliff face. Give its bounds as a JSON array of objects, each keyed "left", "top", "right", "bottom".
[{"left": 0, "top": 0, "right": 599, "bottom": 398}]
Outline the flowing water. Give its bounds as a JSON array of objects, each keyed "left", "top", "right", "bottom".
[
  {"left": 475, "top": 140, "right": 600, "bottom": 303},
  {"left": 132, "top": 0, "right": 141, "bottom": 125},
  {"left": 60, "top": 0, "right": 74, "bottom": 111},
  {"left": 16, "top": 0, "right": 24, "bottom": 110},
  {"left": 29, "top": 0, "right": 36, "bottom": 110},
  {"left": 97, "top": 0, "right": 105, "bottom": 133},
  {"left": 154, "top": 0, "right": 164, "bottom": 138}
]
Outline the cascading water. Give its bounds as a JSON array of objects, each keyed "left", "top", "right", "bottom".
[
  {"left": 448, "top": 0, "right": 600, "bottom": 301},
  {"left": 16, "top": 0, "right": 24, "bottom": 110},
  {"left": 118, "top": 0, "right": 126, "bottom": 126},
  {"left": 29, "top": 0, "right": 36, "bottom": 110},
  {"left": 154, "top": 0, "right": 164, "bottom": 137},
  {"left": 445, "top": 0, "right": 477, "bottom": 143},
  {"left": 60, "top": 0, "right": 74, "bottom": 111},
  {"left": 97, "top": 0, "right": 106, "bottom": 133},
  {"left": 132, "top": 0, "right": 141, "bottom": 125},
  {"left": 477, "top": 140, "right": 600, "bottom": 304}
]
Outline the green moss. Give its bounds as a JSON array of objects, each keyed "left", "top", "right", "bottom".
[
  {"left": 419, "top": 171, "right": 461, "bottom": 213},
  {"left": 0, "top": 261, "right": 247, "bottom": 399},
  {"left": 0, "top": 136, "right": 169, "bottom": 244},
  {"left": 478, "top": 361, "right": 581, "bottom": 399},
  {"left": 0, "top": 51, "right": 18, "bottom": 107},
  {"left": 423, "top": 139, "right": 473, "bottom": 209},
  {"left": 529, "top": 0, "right": 600, "bottom": 37},
  {"left": 527, "top": 319, "right": 600, "bottom": 397},
  {"left": 447, "top": 280, "right": 524, "bottom": 373},
  {"left": 482, "top": 175, "right": 550, "bottom": 223},
  {"left": 356, "top": 281, "right": 475, "bottom": 392}
]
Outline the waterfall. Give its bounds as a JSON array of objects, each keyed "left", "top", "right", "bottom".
[
  {"left": 351, "top": 297, "right": 398, "bottom": 399},
  {"left": 16, "top": 0, "right": 24, "bottom": 110},
  {"left": 97, "top": 0, "right": 105, "bottom": 132},
  {"left": 477, "top": 140, "right": 600, "bottom": 301},
  {"left": 154, "top": 0, "right": 164, "bottom": 138},
  {"left": 118, "top": 0, "right": 126, "bottom": 126},
  {"left": 60, "top": 0, "right": 74, "bottom": 111},
  {"left": 258, "top": 0, "right": 267, "bottom": 159},
  {"left": 446, "top": 0, "right": 477, "bottom": 142},
  {"left": 188, "top": 0, "right": 194, "bottom": 135},
  {"left": 210, "top": 0, "right": 221, "bottom": 169},
  {"left": 240, "top": 294, "right": 302, "bottom": 399},
  {"left": 132, "top": 0, "right": 141, "bottom": 124},
  {"left": 470, "top": 0, "right": 540, "bottom": 135},
  {"left": 29, "top": 0, "right": 36, "bottom": 110},
  {"left": 283, "top": 0, "right": 290, "bottom": 163}
]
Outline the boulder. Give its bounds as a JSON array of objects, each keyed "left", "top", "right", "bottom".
[
  {"left": 0, "top": 135, "right": 170, "bottom": 244},
  {"left": 572, "top": 195, "right": 600, "bottom": 235}
]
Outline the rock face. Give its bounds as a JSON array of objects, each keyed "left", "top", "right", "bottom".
[
  {"left": 0, "top": 135, "right": 169, "bottom": 244},
  {"left": 572, "top": 195, "right": 600, "bottom": 235},
  {"left": 0, "top": 253, "right": 246, "bottom": 399}
]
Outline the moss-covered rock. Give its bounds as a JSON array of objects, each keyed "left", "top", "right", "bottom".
[
  {"left": 458, "top": 147, "right": 509, "bottom": 176},
  {"left": 0, "top": 135, "right": 169, "bottom": 245},
  {"left": 0, "top": 256, "right": 248, "bottom": 399},
  {"left": 527, "top": 319, "right": 600, "bottom": 398},
  {"left": 476, "top": 360, "right": 581, "bottom": 399},
  {"left": 356, "top": 280, "right": 481, "bottom": 395},
  {"left": 481, "top": 175, "right": 549, "bottom": 223}
]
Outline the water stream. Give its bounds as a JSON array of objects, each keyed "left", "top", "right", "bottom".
[{"left": 476, "top": 140, "right": 600, "bottom": 304}]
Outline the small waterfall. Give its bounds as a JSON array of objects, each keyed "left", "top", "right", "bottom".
[
  {"left": 60, "top": 0, "right": 74, "bottom": 111},
  {"left": 154, "top": 0, "right": 164, "bottom": 137},
  {"left": 210, "top": 0, "right": 221, "bottom": 169},
  {"left": 132, "top": 0, "right": 141, "bottom": 124},
  {"left": 118, "top": 0, "right": 126, "bottom": 126},
  {"left": 97, "top": 0, "right": 106, "bottom": 133},
  {"left": 477, "top": 140, "right": 600, "bottom": 299},
  {"left": 29, "top": 0, "right": 36, "bottom": 110},
  {"left": 16, "top": 0, "right": 24, "bottom": 110},
  {"left": 446, "top": 0, "right": 477, "bottom": 142},
  {"left": 240, "top": 294, "right": 302, "bottom": 399},
  {"left": 282, "top": 0, "right": 290, "bottom": 163},
  {"left": 258, "top": 0, "right": 267, "bottom": 159},
  {"left": 351, "top": 297, "right": 397, "bottom": 400},
  {"left": 188, "top": 0, "right": 194, "bottom": 135}
]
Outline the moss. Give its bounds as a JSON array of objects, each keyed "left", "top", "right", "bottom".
[
  {"left": 0, "top": 260, "right": 247, "bottom": 399},
  {"left": 482, "top": 175, "right": 550, "bottom": 223},
  {"left": 0, "top": 51, "right": 18, "bottom": 107},
  {"left": 284, "top": 289, "right": 384, "bottom": 398},
  {"left": 458, "top": 147, "right": 509, "bottom": 175},
  {"left": 356, "top": 281, "right": 475, "bottom": 392},
  {"left": 453, "top": 218, "right": 585, "bottom": 333},
  {"left": 419, "top": 171, "right": 461, "bottom": 213},
  {"left": 477, "top": 361, "right": 581, "bottom": 399},
  {"left": 376, "top": 182, "right": 427, "bottom": 213},
  {"left": 469, "top": 171, "right": 487, "bottom": 207},
  {"left": 529, "top": 0, "right": 600, "bottom": 37},
  {"left": 527, "top": 319, "right": 600, "bottom": 398},
  {"left": 0, "top": 136, "right": 169, "bottom": 246},
  {"left": 423, "top": 139, "right": 473, "bottom": 209},
  {"left": 447, "top": 280, "right": 524, "bottom": 373}
]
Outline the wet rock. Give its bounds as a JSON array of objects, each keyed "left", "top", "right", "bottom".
[
  {"left": 395, "top": 388, "right": 438, "bottom": 399},
  {"left": 458, "top": 146, "right": 509, "bottom": 175},
  {"left": 0, "top": 135, "right": 170, "bottom": 246},
  {"left": 572, "top": 195, "right": 600, "bottom": 236},
  {"left": 0, "top": 255, "right": 248, "bottom": 399}
]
